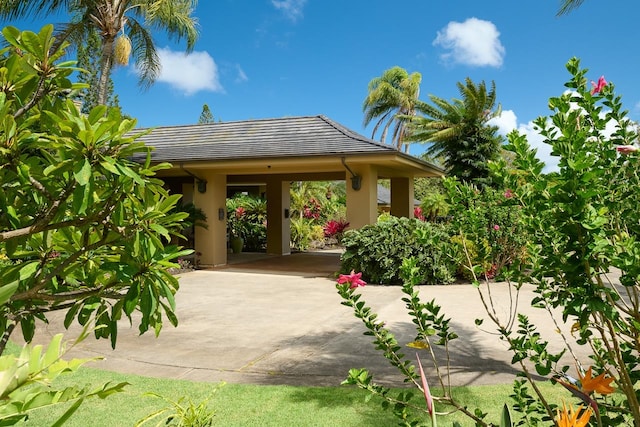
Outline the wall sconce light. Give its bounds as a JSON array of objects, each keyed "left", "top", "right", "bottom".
[
  {"left": 341, "top": 157, "right": 362, "bottom": 191},
  {"left": 284, "top": 208, "right": 290, "bottom": 219},
  {"left": 197, "top": 180, "right": 207, "bottom": 193},
  {"left": 218, "top": 208, "right": 225, "bottom": 221},
  {"left": 180, "top": 164, "right": 207, "bottom": 193}
]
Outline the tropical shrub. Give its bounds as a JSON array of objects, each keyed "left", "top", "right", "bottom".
[
  {"left": 226, "top": 195, "right": 267, "bottom": 251},
  {"left": 323, "top": 218, "right": 349, "bottom": 243},
  {"left": 337, "top": 57, "right": 640, "bottom": 426},
  {"left": 444, "top": 179, "right": 528, "bottom": 279},
  {"left": 290, "top": 217, "right": 324, "bottom": 251},
  {"left": 340, "top": 217, "right": 456, "bottom": 285}
]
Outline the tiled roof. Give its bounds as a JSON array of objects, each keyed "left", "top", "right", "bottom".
[{"left": 131, "top": 115, "right": 405, "bottom": 163}]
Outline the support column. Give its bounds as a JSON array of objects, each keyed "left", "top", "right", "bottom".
[
  {"left": 193, "top": 172, "right": 227, "bottom": 267},
  {"left": 345, "top": 164, "right": 378, "bottom": 230},
  {"left": 266, "top": 179, "right": 291, "bottom": 255},
  {"left": 390, "top": 177, "right": 415, "bottom": 218}
]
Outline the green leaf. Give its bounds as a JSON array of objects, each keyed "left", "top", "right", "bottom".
[
  {"left": 0, "top": 282, "right": 18, "bottom": 306},
  {"left": 500, "top": 404, "right": 512, "bottom": 427},
  {"left": 73, "top": 159, "right": 91, "bottom": 186},
  {"left": 50, "top": 398, "right": 84, "bottom": 427}
]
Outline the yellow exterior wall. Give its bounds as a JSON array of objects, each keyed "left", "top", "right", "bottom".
[
  {"left": 266, "top": 179, "right": 291, "bottom": 255},
  {"left": 390, "top": 177, "right": 414, "bottom": 218},
  {"left": 345, "top": 164, "right": 378, "bottom": 229},
  {"left": 193, "top": 172, "right": 228, "bottom": 267}
]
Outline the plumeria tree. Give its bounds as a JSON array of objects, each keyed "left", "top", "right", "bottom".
[{"left": 0, "top": 25, "right": 189, "bottom": 422}]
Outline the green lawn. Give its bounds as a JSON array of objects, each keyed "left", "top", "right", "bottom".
[{"left": 17, "top": 364, "right": 565, "bottom": 426}]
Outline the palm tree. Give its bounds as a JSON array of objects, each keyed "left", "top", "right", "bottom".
[
  {"left": 407, "top": 78, "right": 503, "bottom": 186},
  {"left": 557, "top": 0, "right": 586, "bottom": 15},
  {"left": 362, "top": 66, "right": 427, "bottom": 151},
  {"left": 0, "top": 0, "right": 199, "bottom": 106}
]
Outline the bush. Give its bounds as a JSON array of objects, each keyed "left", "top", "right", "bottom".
[
  {"left": 290, "top": 217, "right": 324, "bottom": 251},
  {"left": 340, "top": 217, "right": 456, "bottom": 285},
  {"left": 444, "top": 179, "right": 527, "bottom": 279},
  {"left": 226, "top": 195, "right": 267, "bottom": 251}
]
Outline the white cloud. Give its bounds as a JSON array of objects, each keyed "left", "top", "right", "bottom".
[
  {"left": 433, "top": 18, "right": 505, "bottom": 67},
  {"left": 488, "top": 110, "right": 517, "bottom": 135},
  {"left": 272, "top": 0, "right": 307, "bottom": 22},
  {"left": 489, "top": 110, "right": 559, "bottom": 172},
  {"left": 235, "top": 65, "right": 248, "bottom": 83},
  {"left": 156, "top": 47, "right": 223, "bottom": 95}
]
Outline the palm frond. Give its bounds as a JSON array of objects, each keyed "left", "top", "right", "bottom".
[
  {"left": 557, "top": 0, "right": 585, "bottom": 15},
  {"left": 126, "top": 17, "right": 160, "bottom": 88}
]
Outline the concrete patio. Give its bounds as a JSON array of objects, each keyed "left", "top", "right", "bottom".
[{"left": 22, "top": 252, "right": 592, "bottom": 388}]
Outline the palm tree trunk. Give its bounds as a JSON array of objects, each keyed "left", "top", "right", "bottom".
[{"left": 97, "top": 35, "right": 115, "bottom": 106}]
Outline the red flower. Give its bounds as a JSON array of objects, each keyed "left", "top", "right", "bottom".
[
  {"left": 235, "top": 206, "right": 246, "bottom": 218},
  {"left": 337, "top": 270, "right": 367, "bottom": 289},
  {"left": 504, "top": 189, "right": 513, "bottom": 199},
  {"left": 616, "top": 145, "right": 638, "bottom": 154},
  {"left": 590, "top": 75, "right": 607, "bottom": 95},
  {"left": 414, "top": 206, "right": 425, "bottom": 221},
  {"left": 493, "top": 224, "right": 500, "bottom": 231}
]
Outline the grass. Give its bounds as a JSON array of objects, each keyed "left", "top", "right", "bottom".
[{"left": 14, "top": 360, "right": 567, "bottom": 426}]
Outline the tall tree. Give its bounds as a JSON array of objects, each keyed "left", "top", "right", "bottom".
[
  {"left": 362, "top": 66, "right": 427, "bottom": 151},
  {"left": 0, "top": 0, "right": 199, "bottom": 106},
  {"left": 74, "top": 28, "right": 120, "bottom": 113},
  {"left": 407, "top": 78, "right": 503, "bottom": 186},
  {"left": 198, "top": 103, "right": 214, "bottom": 124}
]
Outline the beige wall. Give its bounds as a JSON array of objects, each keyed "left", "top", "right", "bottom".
[
  {"left": 345, "top": 164, "right": 378, "bottom": 229},
  {"left": 390, "top": 177, "right": 414, "bottom": 218},
  {"left": 194, "top": 172, "right": 228, "bottom": 267},
  {"left": 266, "top": 179, "right": 291, "bottom": 255}
]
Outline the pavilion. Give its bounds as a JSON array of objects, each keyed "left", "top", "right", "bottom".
[{"left": 132, "top": 115, "right": 444, "bottom": 267}]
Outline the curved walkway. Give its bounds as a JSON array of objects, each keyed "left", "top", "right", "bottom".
[{"left": 26, "top": 252, "right": 591, "bottom": 387}]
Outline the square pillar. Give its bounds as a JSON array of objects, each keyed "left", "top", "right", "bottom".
[
  {"left": 390, "top": 177, "right": 415, "bottom": 218},
  {"left": 193, "top": 172, "right": 227, "bottom": 267},
  {"left": 266, "top": 180, "right": 291, "bottom": 255},
  {"left": 345, "top": 164, "right": 378, "bottom": 229}
]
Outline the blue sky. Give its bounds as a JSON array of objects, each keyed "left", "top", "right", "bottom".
[{"left": 3, "top": 1, "right": 638, "bottom": 168}]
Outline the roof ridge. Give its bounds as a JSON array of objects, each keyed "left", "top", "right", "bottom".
[
  {"left": 135, "top": 115, "right": 323, "bottom": 132},
  {"left": 316, "top": 115, "right": 398, "bottom": 152}
]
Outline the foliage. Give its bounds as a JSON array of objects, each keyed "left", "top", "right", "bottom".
[
  {"left": 73, "top": 28, "right": 120, "bottom": 114},
  {"left": 0, "top": 0, "right": 199, "bottom": 105},
  {"left": 135, "top": 386, "right": 223, "bottom": 427},
  {"left": 443, "top": 178, "right": 528, "bottom": 279},
  {"left": 290, "top": 181, "right": 344, "bottom": 223},
  {"left": 489, "top": 56, "right": 640, "bottom": 425},
  {"left": 340, "top": 216, "right": 456, "bottom": 285},
  {"left": 337, "top": 57, "right": 640, "bottom": 426},
  {"left": 336, "top": 260, "right": 490, "bottom": 425},
  {"left": 198, "top": 104, "right": 215, "bottom": 124},
  {"left": 290, "top": 218, "right": 324, "bottom": 251},
  {"left": 0, "top": 333, "right": 127, "bottom": 425},
  {"left": 0, "top": 24, "right": 189, "bottom": 355},
  {"left": 323, "top": 218, "right": 349, "bottom": 242},
  {"left": 557, "top": 0, "right": 586, "bottom": 15},
  {"left": 407, "top": 78, "right": 503, "bottom": 187},
  {"left": 226, "top": 194, "right": 266, "bottom": 251},
  {"left": 362, "top": 66, "right": 428, "bottom": 151}
]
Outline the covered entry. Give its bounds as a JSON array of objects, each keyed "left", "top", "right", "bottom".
[{"left": 134, "top": 115, "right": 443, "bottom": 267}]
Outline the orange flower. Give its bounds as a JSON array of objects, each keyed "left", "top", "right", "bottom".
[
  {"left": 556, "top": 402, "right": 592, "bottom": 427},
  {"left": 579, "top": 367, "right": 615, "bottom": 395}
]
